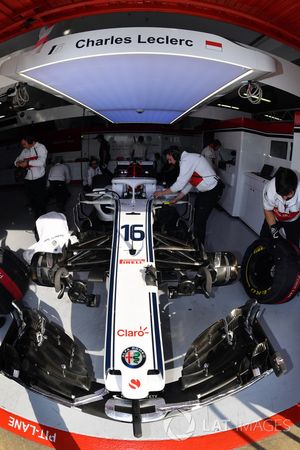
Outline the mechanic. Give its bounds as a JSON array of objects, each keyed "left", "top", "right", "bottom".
[
  {"left": 260, "top": 168, "right": 300, "bottom": 246},
  {"left": 154, "top": 146, "right": 224, "bottom": 245},
  {"left": 97, "top": 134, "right": 111, "bottom": 168},
  {"left": 47, "top": 157, "right": 71, "bottom": 212},
  {"left": 15, "top": 136, "right": 48, "bottom": 220},
  {"left": 85, "top": 157, "right": 103, "bottom": 189},
  {"left": 132, "top": 136, "right": 147, "bottom": 160},
  {"left": 201, "top": 139, "right": 222, "bottom": 168}
]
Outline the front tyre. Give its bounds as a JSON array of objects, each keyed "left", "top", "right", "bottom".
[{"left": 241, "top": 238, "right": 300, "bottom": 304}]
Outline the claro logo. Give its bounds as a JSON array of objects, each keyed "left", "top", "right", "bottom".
[{"left": 117, "top": 326, "right": 149, "bottom": 337}]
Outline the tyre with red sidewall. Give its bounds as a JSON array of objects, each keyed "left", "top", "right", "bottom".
[{"left": 241, "top": 238, "right": 300, "bottom": 304}]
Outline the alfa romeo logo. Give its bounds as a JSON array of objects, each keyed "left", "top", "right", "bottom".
[{"left": 121, "top": 346, "right": 146, "bottom": 368}]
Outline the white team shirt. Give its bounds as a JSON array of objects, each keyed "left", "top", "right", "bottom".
[
  {"left": 170, "top": 151, "right": 218, "bottom": 194},
  {"left": 201, "top": 145, "right": 218, "bottom": 168},
  {"left": 132, "top": 142, "right": 147, "bottom": 160},
  {"left": 263, "top": 177, "right": 300, "bottom": 222},
  {"left": 87, "top": 166, "right": 102, "bottom": 187},
  {"left": 14, "top": 142, "right": 48, "bottom": 180},
  {"left": 48, "top": 163, "right": 71, "bottom": 183}
]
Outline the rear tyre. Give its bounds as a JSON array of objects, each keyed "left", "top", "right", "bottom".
[
  {"left": 241, "top": 238, "right": 300, "bottom": 304},
  {"left": 0, "top": 249, "right": 29, "bottom": 313}
]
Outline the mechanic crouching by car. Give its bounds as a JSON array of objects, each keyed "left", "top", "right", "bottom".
[
  {"left": 154, "top": 146, "right": 224, "bottom": 246},
  {"left": 260, "top": 168, "right": 300, "bottom": 247}
]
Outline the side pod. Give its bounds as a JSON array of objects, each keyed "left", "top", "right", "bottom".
[{"left": 181, "top": 300, "right": 286, "bottom": 398}]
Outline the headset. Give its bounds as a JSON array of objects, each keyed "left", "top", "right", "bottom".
[{"left": 164, "top": 146, "right": 183, "bottom": 162}]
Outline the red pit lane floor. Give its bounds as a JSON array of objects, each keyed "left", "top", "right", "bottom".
[{"left": 0, "top": 419, "right": 299, "bottom": 450}]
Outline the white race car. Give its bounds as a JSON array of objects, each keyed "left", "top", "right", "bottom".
[{"left": 1, "top": 166, "right": 298, "bottom": 438}]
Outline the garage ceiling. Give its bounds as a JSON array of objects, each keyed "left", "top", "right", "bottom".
[
  {"left": 0, "top": 1, "right": 300, "bottom": 50},
  {"left": 0, "top": 3, "right": 299, "bottom": 127}
]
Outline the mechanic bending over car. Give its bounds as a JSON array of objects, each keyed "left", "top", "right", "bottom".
[
  {"left": 154, "top": 146, "right": 224, "bottom": 245},
  {"left": 260, "top": 168, "right": 300, "bottom": 247}
]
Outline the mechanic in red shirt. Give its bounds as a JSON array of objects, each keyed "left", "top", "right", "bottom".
[
  {"left": 154, "top": 146, "right": 224, "bottom": 245},
  {"left": 261, "top": 168, "right": 300, "bottom": 246}
]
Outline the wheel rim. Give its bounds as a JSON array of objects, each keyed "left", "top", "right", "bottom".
[{"left": 247, "top": 250, "right": 275, "bottom": 291}]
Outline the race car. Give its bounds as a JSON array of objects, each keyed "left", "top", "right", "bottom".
[{"left": 0, "top": 165, "right": 298, "bottom": 438}]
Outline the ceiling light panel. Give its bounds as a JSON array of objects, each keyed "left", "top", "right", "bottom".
[
  {"left": 101, "top": 108, "right": 182, "bottom": 123},
  {"left": 21, "top": 54, "right": 248, "bottom": 123},
  {"left": 0, "top": 28, "right": 276, "bottom": 124}
]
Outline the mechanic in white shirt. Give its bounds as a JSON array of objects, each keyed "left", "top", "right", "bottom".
[
  {"left": 132, "top": 136, "right": 147, "bottom": 160},
  {"left": 86, "top": 157, "right": 103, "bottom": 188},
  {"left": 48, "top": 158, "right": 71, "bottom": 212},
  {"left": 15, "top": 136, "right": 48, "bottom": 219},
  {"left": 201, "top": 139, "right": 222, "bottom": 168},
  {"left": 261, "top": 168, "right": 300, "bottom": 246},
  {"left": 154, "top": 147, "right": 224, "bottom": 245}
]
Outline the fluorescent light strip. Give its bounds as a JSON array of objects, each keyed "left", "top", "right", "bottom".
[
  {"left": 217, "top": 103, "right": 240, "bottom": 110},
  {"left": 19, "top": 72, "right": 114, "bottom": 123},
  {"left": 242, "top": 93, "right": 271, "bottom": 103},
  {"left": 258, "top": 96, "right": 271, "bottom": 103},
  {"left": 0, "top": 115, "right": 5, "bottom": 119},
  {"left": 264, "top": 114, "right": 282, "bottom": 121},
  {"left": 170, "top": 69, "right": 253, "bottom": 124}
]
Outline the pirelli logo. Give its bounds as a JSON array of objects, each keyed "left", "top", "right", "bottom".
[{"left": 119, "top": 259, "right": 145, "bottom": 264}]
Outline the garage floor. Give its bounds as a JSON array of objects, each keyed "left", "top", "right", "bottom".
[{"left": 0, "top": 184, "right": 299, "bottom": 450}]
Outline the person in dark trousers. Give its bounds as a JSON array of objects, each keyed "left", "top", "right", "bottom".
[
  {"left": 153, "top": 152, "right": 163, "bottom": 175},
  {"left": 97, "top": 134, "right": 110, "bottom": 168},
  {"left": 260, "top": 168, "right": 300, "bottom": 246},
  {"left": 154, "top": 146, "right": 224, "bottom": 245},
  {"left": 15, "top": 136, "right": 48, "bottom": 220},
  {"left": 97, "top": 134, "right": 113, "bottom": 182},
  {"left": 48, "top": 157, "right": 71, "bottom": 212}
]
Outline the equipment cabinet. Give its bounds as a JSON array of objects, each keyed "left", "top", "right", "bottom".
[{"left": 239, "top": 173, "right": 268, "bottom": 234}]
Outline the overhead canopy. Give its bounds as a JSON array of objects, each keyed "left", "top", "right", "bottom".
[{"left": 1, "top": 28, "right": 275, "bottom": 124}]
